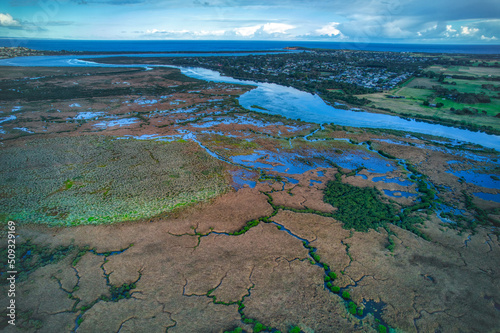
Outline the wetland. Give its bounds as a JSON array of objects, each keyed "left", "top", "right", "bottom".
[{"left": 0, "top": 51, "right": 499, "bottom": 333}]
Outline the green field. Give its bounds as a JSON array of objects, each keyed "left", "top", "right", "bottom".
[
  {"left": 360, "top": 64, "right": 500, "bottom": 132},
  {"left": 404, "top": 77, "right": 435, "bottom": 89},
  {"left": 445, "top": 78, "right": 499, "bottom": 97},
  {"left": 433, "top": 97, "right": 500, "bottom": 116},
  {"left": 427, "top": 65, "right": 500, "bottom": 77},
  {"left": 395, "top": 87, "right": 434, "bottom": 99}
]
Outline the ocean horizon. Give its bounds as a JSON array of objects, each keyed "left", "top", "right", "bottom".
[{"left": 1, "top": 38, "right": 499, "bottom": 54}]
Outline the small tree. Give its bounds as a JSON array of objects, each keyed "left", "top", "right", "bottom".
[
  {"left": 348, "top": 301, "right": 357, "bottom": 315},
  {"left": 342, "top": 291, "right": 351, "bottom": 300},
  {"left": 253, "top": 323, "right": 265, "bottom": 333}
]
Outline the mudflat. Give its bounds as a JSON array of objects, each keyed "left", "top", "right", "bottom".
[{"left": 1, "top": 65, "right": 498, "bottom": 333}]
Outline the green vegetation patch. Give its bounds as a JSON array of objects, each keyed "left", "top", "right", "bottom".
[
  {"left": 322, "top": 162, "right": 432, "bottom": 238},
  {"left": 324, "top": 181, "right": 399, "bottom": 232},
  {"left": 0, "top": 136, "right": 228, "bottom": 226}
]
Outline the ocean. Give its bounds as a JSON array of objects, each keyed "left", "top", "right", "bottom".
[{"left": 0, "top": 39, "right": 499, "bottom": 54}]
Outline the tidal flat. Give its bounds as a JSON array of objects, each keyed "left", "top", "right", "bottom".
[{"left": 0, "top": 65, "right": 499, "bottom": 333}]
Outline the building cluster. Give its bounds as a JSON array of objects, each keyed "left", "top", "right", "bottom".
[
  {"left": 203, "top": 50, "right": 430, "bottom": 92},
  {"left": 327, "top": 66, "right": 413, "bottom": 91},
  {"left": 0, "top": 47, "right": 46, "bottom": 58}
]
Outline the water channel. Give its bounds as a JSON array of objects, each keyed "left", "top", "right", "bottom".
[{"left": 1, "top": 54, "right": 499, "bottom": 150}]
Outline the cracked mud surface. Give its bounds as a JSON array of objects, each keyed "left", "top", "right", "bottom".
[{"left": 3, "top": 192, "right": 498, "bottom": 332}]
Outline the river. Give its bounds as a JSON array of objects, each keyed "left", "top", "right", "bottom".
[{"left": 1, "top": 54, "right": 499, "bottom": 150}]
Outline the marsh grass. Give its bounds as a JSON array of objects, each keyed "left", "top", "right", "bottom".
[{"left": 0, "top": 136, "right": 228, "bottom": 225}]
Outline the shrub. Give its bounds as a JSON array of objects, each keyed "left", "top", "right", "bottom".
[
  {"left": 342, "top": 291, "right": 351, "bottom": 300},
  {"left": 311, "top": 253, "right": 321, "bottom": 262},
  {"left": 386, "top": 237, "right": 395, "bottom": 252},
  {"left": 253, "top": 323, "right": 265, "bottom": 333},
  {"left": 348, "top": 301, "right": 357, "bottom": 315}
]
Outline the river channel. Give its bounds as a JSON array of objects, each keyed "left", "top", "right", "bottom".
[{"left": 1, "top": 54, "right": 499, "bottom": 150}]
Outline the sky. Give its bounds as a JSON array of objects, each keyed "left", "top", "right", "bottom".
[{"left": 0, "top": 0, "right": 499, "bottom": 43}]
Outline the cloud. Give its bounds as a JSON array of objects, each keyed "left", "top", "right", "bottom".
[
  {"left": 262, "top": 22, "right": 294, "bottom": 34},
  {"left": 316, "top": 22, "right": 342, "bottom": 36},
  {"left": 444, "top": 24, "right": 458, "bottom": 37},
  {"left": 332, "top": 15, "right": 415, "bottom": 41},
  {"left": 5, "top": 0, "right": 500, "bottom": 42},
  {"left": 0, "top": 13, "right": 21, "bottom": 27},
  {"left": 146, "top": 29, "right": 190, "bottom": 35},
  {"left": 0, "top": 13, "right": 45, "bottom": 32},
  {"left": 234, "top": 22, "right": 294, "bottom": 37},
  {"left": 143, "top": 28, "right": 227, "bottom": 38},
  {"left": 461, "top": 26, "right": 479, "bottom": 35},
  {"left": 142, "top": 22, "right": 294, "bottom": 39},
  {"left": 234, "top": 25, "right": 260, "bottom": 37},
  {"left": 382, "top": 19, "right": 414, "bottom": 38},
  {"left": 481, "top": 35, "right": 497, "bottom": 40},
  {"left": 193, "top": 0, "right": 210, "bottom": 6},
  {"left": 304, "top": 0, "right": 500, "bottom": 42},
  {"left": 412, "top": 19, "right": 500, "bottom": 42},
  {"left": 416, "top": 22, "right": 439, "bottom": 37},
  {"left": 0, "top": 12, "right": 69, "bottom": 32},
  {"left": 439, "top": 24, "right": 484, "bottom": 39},
  {"left": 196, "top": 29, "right": 226, "bottom": 36}
]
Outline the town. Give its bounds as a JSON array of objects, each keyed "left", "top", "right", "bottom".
[{"left": 160, "top": 49, "right": 432, "bottom": 93}]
